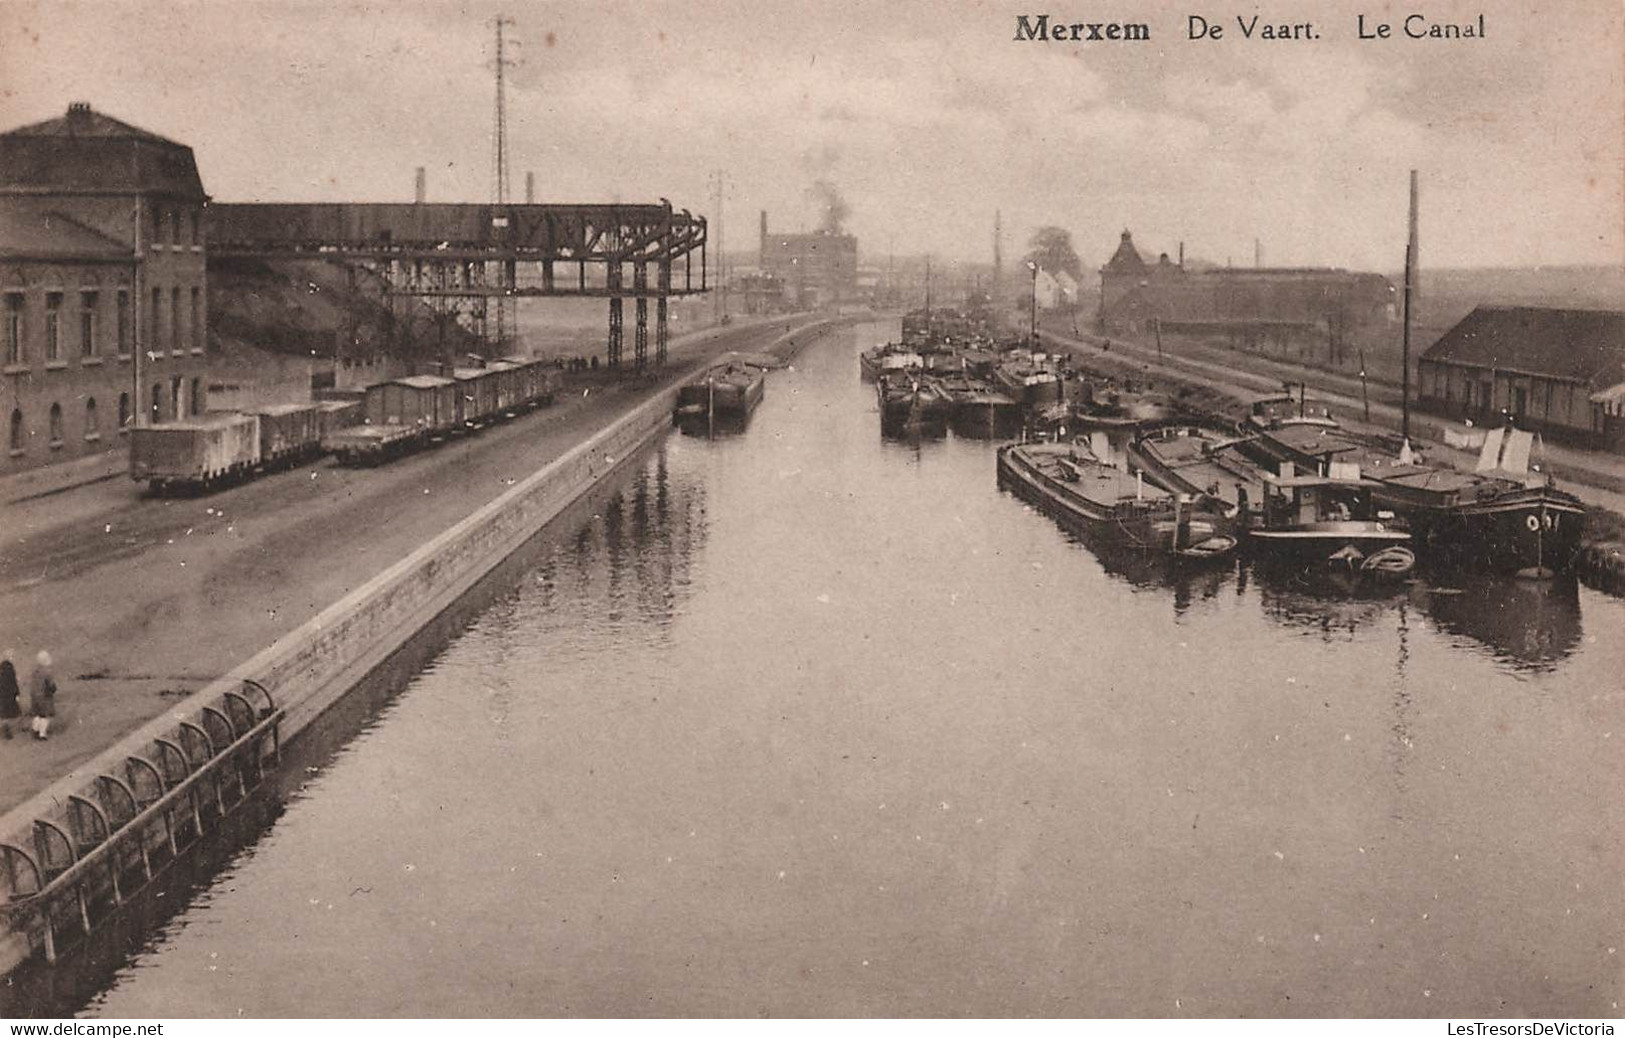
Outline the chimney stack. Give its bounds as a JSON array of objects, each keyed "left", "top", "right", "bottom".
[
  {"left": 760, "top": 210, "right": 768, "bottom": 262},
  {"left": 525, "top": 171, "right": 535, "bottom": 204},
  {"left": 414, "top": 167, "right": 426, "bottom": 204},
  {"left": 1178, "top": 241, "right": 1184, "bottom": 270}
]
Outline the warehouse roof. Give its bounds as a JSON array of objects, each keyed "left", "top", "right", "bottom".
[{"left": 1421, "top": 305, "right": 1625, "bottom": 386}]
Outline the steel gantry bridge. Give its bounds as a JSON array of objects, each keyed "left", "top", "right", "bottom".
[{"left": 206, "top": 202, "right": 709, "bottom": 370}]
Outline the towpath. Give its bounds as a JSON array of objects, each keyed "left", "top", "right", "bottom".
[{"left": 0, "top": 314, "right": 847, "bottom": 814}]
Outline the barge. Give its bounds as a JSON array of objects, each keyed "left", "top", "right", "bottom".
[{"left": 997, "top": 442, "right": 1237, "bottom": 560}]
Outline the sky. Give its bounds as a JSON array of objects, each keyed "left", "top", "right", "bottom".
[{"left": 1, "top": 0, "right": 1621, "bottom": 271}]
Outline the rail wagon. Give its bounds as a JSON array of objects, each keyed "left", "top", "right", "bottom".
[
  {"left": 486, "top": 360, "right": 524, "bottom": 413},
  {"left": 314, "top": 398, "right": 364, "bottom": 438},
  {"left": 250, "top": 403, "right": 323, "bottom": 468},
  {"left": 364, "top": 375, "right": 458, "bottom": 433},
  {"left": 129, "top": 414, "right": 261, "bottom": 490},
  {"left": 452, "top": 368, "right": 499, "bottom": 426}
]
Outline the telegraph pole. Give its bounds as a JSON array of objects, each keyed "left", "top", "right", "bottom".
[
  {"left": 1401, "top": 169, "right": 1418, "bottom": 441},
  {"left": 709, "top": 170, "right": 727, "bottom": 323}
]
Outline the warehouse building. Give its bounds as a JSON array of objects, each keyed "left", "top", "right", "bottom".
[{"left": 1417, "top": 305, "right": 1625, "bottom": 450}]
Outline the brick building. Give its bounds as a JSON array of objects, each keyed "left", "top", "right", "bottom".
[
  {"left": 758, "top": 212, "right": 857, "bottom": 310},
  {"left": 1097, "top": 230, "right": 1397, "bottom": 364},
  {"left": 1, "top": 103, "right": 210, "bottom": 475}
]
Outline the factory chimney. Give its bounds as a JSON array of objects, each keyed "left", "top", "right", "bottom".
[
  {"left": 525, "top": 171, "right": 535, "bottom": 204},
  {"left": 414, "top": 167, "right": 426, "bottom": 204},
  {"left": 760, "top": 211, "right": 768, "bottom": 264},
  {"left": 1178, "top": 241, "right": 1184, "bottom": 270}
]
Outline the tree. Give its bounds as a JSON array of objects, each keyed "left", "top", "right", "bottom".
[{"left": 1025, "top": 226, "right": 1082, "bottom": 279}]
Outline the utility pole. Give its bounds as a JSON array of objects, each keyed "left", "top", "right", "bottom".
[
  {"left": 992, "top": 209, "right": 1003, "bottom": 315},
  {"left": 1401, "top": 169, "right": 1418, "bottom": 442},
  {"left": 489, "top": 14, "right": 518, "bottom": 351},
  {"left": 709, "top": 170, "right": 727, "bottom": 323}
]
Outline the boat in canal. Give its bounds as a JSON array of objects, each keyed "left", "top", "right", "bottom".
[
  {"left": 858, "top": 343, "right": 924, "bottom": 382},
  {"left": 675, "top": 360, "right": 767, "bottom": 422},
  {"left": 1073, "top": 378, "right": 1178, "bottom": 433},
  {"left": 1252, "top": 471, "right": 1414, "bottom": 579},
  {"left": 933, "top": 373, "right": 1021, "bottom": 438},
  {"left": 877, "top": 372, "right": 952, "bottom": 431},
  {"left": 1367, "top": 427, "right": 1585, "bottom": 578},
  {"left": 1127, "top": 424, "right": 1271, "bottom": 528},
  {"left": 996, "top": 441, "right": 1238, "bottom": 560},
  {"left": 993, "top": 351, "right": 1063, "bottom": 408}
]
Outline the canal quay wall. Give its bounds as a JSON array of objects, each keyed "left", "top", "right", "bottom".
[{"left": 0, "top": 315, "right": 856, "bottom": 986}]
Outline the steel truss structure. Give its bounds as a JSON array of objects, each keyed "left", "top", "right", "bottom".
[{"left": 206, "top": 202, "right": 708, "bottom": 370}]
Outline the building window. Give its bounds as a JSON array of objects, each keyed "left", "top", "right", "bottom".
[
  {"left": 151, "top": 382, "right": 163, "bottom": 424},
  {"left": 118, "top": 392, "right": 130, "bottom": 431},
  {"left": 170, "top": 375, "right": 181, "bottom": 419},
  {"left": 48, "top": 402, "right": 63, "bottom": 446},
  {"left": 3, "top": 294, "right": 21, "bottom": 365},
  {"left": 84, "top": 397, "right": 98, "bottom": 438},
  {"left": 45, "top": 293, "right": 61, "bottom": 362},
  {"left": 8, "top": 408, "right": 22, "bottom": 453},
  {"left": 80, "top": 291, "right": 98, "bottom": 357},
  {"left": 190, "top": 210, "right": 200, "bottom": 245},
  {"left": 170, "top": 210, "right": 181, "bottom": 245},
  {"left": 151, "top": 287, "right": 162, "bottom": 351},
  {"left": 116, "top": 290, "right": 130, "bottom": 355},
  {"left": 191, "top": 287, "right": 201, "bottom": 350},
  {"left": 190, "top": 376, "right": 203, "bottom": 415},
  {"left": 152, "top": 206, "right": 164, "bottom": 245},
  {"left": 171, "top": 287, "right": 181, "bottom": 351}
]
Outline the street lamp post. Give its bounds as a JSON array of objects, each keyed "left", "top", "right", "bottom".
[{"left": 1026, "top": 260, "right": 1038, "bottom": 347}]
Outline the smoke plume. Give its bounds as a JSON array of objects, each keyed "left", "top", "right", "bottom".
[{"left": 808, "top": 180, "right": 850, "bottom": 235}]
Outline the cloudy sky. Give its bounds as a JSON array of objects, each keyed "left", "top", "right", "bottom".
[{"left": 1, "top": 0, "right": 1620, "bottom": 271}]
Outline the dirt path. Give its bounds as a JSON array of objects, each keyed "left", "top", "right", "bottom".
[{"left": 0, "top": 315, "right": 847, "bottom": 813}]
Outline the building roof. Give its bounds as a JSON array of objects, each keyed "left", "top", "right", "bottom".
[
  {"left": 0, "top": 204, "right": 129, "bottom": 260},
  {"left": 0, "top": 103, "right": 206, "bottom": 199},
  {"left": 4, "top": 103, "right": 182, "bottom": 144},
  {"left": 1421, "top": 305, "right": 1625, "bottom": 386},
  {"left": 1102, "top": 230, "right": 1146, "bottom": 274}
]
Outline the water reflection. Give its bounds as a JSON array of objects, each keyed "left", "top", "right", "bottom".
[{"left": 1419, "top": 574, "right": 1583, "bottom": 672}]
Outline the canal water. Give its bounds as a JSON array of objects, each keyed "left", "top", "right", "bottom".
[{"left": 86, "top": 321, "right": 1624, "bottom": 1017}]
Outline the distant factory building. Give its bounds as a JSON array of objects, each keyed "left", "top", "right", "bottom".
[
  {"left": 0, "top": 102, "right": 211, "bottom": 476},
  {"left": 758, "top": 211, "right": 857, "bottom": 310},
  {"left": 1418, "top": 305, "right": 1625, "bottom": 450},
  {"left": 1097, "top": 229, "right": 1397, "bottom": 364}
]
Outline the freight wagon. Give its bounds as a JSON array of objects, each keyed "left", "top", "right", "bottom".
[
  {"left": 250, "top": 403, "right": 324, "bottom": 469},
  {"left": 452, "top": 368, "right": 500, "bottom": 427},
  {"left": 130, "top": 414, "right": 261, "bottom": 491}
]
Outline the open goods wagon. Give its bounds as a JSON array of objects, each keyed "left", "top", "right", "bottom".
[{"left": 129, "top": 414, "right": 261, "bottom": 490}]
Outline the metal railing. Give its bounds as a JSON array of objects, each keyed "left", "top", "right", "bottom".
[{"left": 1, "top": 680, "right": 283, "bottom": 964}]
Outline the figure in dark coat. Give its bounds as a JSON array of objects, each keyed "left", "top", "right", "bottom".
[
  {"left": 0, "top": 651, "right": 20, "bottom": 740},
  {"left": 28, "top": 651, "right": 56, "bottom": 740}
]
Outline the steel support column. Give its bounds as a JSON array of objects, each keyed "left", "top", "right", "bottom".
[
  {"left": 657, "top": 259, "right": 671, "bottom": 367},
  {"left": 634, "top": 262, "right": 648, "bottom": 372},
  {"left": 607, "top": 260, "right": 623, "bottom": 369}
]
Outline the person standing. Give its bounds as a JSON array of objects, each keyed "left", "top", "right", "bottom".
[
  {"left": 0, "top": 651, "right": 20, "bottom": 740},
  {"left": 28, "top": 651, "right": 56, "bottom": 741}
]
